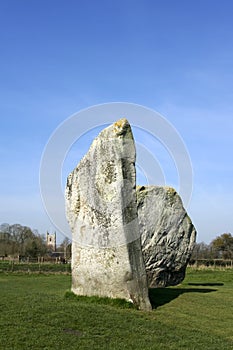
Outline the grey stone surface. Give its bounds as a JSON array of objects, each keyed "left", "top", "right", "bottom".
[
  {"left": 137, "top": 185, "right": 196, "bottom": 287},
  {"left": 66, "top": 119, "right": 151, "bottom": 310}
]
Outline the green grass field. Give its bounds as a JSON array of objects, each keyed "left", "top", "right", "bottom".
[{"left": 0, "top": 268, "right": 233, "bottom": 350}]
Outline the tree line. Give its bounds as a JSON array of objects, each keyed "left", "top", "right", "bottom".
[
  {"left": 0, "top": 223, "right": 71, "bottom": 259},
  {"left": 1, "top": 223, "right": 232, "bottom": 261},
  {"left": 191, "top": 233, "right": 233, "bottom": 260}
]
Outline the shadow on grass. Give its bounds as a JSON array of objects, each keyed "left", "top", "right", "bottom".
[
  {"left": 188, "top": 282, "right": 224, "bottom": 286},
  {"left": 149, "top": 287, "right": 217, "bottom": 309}
]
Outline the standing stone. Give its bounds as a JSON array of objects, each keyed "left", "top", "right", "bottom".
[
  {"left": 137, "top": 185, "right": 196, "bottom": 287},
  {"left": 66, "top": 119, "right": 151, "bottom": 310}
]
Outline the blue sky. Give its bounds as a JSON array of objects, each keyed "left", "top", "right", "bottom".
[{"left": 1, "top": 0, "right": 233, "bottom": 244}]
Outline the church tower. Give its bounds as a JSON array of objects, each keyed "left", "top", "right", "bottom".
[{"left": 46, "top": 232, "right": 56, "bottom": 251}]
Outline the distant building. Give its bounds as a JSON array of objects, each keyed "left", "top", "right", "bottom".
[{"left": 46, "top": 232, "right": 56, "bottom": 251}]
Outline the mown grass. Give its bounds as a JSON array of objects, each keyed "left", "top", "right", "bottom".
[{"left": 0, "top": 268, "right": 233, "bottom": 349}]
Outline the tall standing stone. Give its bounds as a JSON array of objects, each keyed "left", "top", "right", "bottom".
[
  {"left": 66, "top": 119, "right": 151, "bottom": 310},
  {"left": 137, "top": 185, "right": 196, "bottom": 287}
]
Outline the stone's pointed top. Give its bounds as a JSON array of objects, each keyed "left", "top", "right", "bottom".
[
  {"left": 164, "top": 186, "right": 177, "bottom": 195},
  {"left": 113, "top": 118, "right": 131, "bottom": 136}
]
